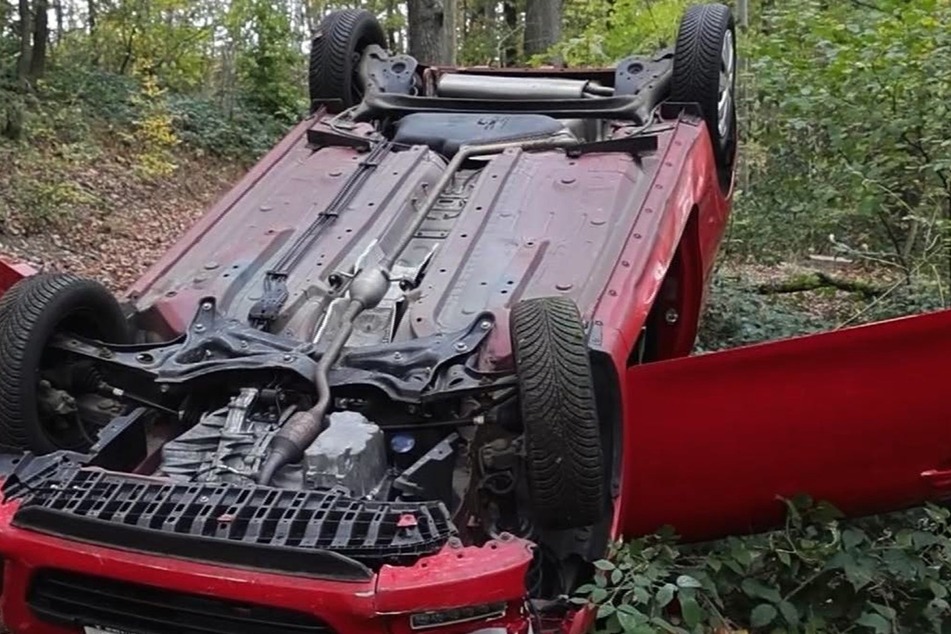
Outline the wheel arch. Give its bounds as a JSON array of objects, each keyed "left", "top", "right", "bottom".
[{"left": 640, "top": 204, "right": 705, "bottom": 363}]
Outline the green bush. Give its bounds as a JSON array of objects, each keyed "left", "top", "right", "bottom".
[
  {"left": 578, "top": 499, "right": 951, "bottom": 633},
  {"left": 168, "top": 95, "right": 292, "bottom": 160},
  {"left": 734, "top": 0, "right": 951, "bottom": 276}
]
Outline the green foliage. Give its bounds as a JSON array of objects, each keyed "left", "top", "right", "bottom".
[
  {"left": 734, "top": 0, "right": 951, "bottom": 277},
  {"left": 579, "top": 499, "right": 951, "bottom": 633},
  {"left": 0, "top": 142, "right": 101, "bottom": 232},
  {"left": 695, "top": 274, "right": 821, "bottom": 352},
  {"left": 549, "top": 0, "right": 689, "bottom": 66},
  {"left": 696, "top": 270, "right": 950, "bottom": 354},
  {"left": 126, "top": 62, "right": 179, "bottom": 178},
  {"left": 88, "top": 0, "right": 217, "bottom": 91},
  {"left": 166, "top": 95, "right": 287, "bottom": 159},
  {"left": 227, "top": 0, "right": 305, "bottom": 121}
]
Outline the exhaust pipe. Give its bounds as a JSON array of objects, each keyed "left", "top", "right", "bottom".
[{"left": 436, "top": 73, "right": 613, "bottom": 100}]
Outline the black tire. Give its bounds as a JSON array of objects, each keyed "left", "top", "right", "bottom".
[
  {"left": 0, "top": 273, "right": 129, "bottom": 454},
  {"left": 510, "top": 296, "right": 605, "bottom": 530},
  {"left": 0, "top": 279, "right": 24, "bottom": 325},
  {"left": 309, "top": 9, "right": 387, "bottom": 114},
  {"left": 670, "top": 3, "right": 737, "bottom": 188}
]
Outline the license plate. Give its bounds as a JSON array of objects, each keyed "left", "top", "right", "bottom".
[{"left": 84, "top": 627, "right": 139, "bottom": 634}]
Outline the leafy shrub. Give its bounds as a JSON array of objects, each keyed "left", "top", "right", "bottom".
[
  {"left": 550, "top": 0, "right": 689, "bottom": 65},
  {"left": 735, "top": 0, "right": 951, "bottom": 276},
  {"left": 577, "top": 499, "right": 951, "bottom": 633},
  {"left": 695, "top": 274, "right": 820, "bottom": 352},
  {"left": 127, "top": 65, "right": 179, "bottom": 178},
  {"left": 168, "top": 95, "right": 292, "bottom": 160}
]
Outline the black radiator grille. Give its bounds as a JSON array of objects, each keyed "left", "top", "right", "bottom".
[
  {"left": 11, "top": 466, "right": 454, "bottom": 578},
  {"left": 28, "top": 568, "right": 335, "bottom": 634}
]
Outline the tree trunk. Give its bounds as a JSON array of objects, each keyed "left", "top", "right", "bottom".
[
  {"left": 54, "top": 0, "right": 63, "bottom": 44},
  {"left": 408, "top": 0, "right": 454, "bottom": 64},
  {"left": 87, "top": 0, "right": 99, "bottom": 65},
  {"left": 17, "top": 0, "right": 32, "bottom": 89},
  {"left": 30, "top": 0, "right": 48, "bottom": 80},
  {"left": 502, "top": 0, "right": 517, "bottom": 65},
  {"left": 524, "top": 0, "right": 561, "bottom": 59},
  {"left": 443, "top": 0, "right": 457, "bottom": 64}
]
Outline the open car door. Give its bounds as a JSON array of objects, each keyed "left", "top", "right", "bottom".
[{"left": 618, "top": 307, "right": 951, "bottom": 541}]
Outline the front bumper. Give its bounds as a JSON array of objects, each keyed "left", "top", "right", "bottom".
[{"left": 0, "top": 497, "right": 538, "bottom": 634}]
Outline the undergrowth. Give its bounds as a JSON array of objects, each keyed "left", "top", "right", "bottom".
[
  {"left": 0, "top": 64, "right": 292, "bottom": 234},
  {"left": 578, "top": 499, "right": 951, "bottom": 633}
]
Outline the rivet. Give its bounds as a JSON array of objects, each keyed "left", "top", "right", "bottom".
[
  {"left": 609, "top": 290, "right": 618, "bottom": 296},
  {"left": 194, "top": 324, "right": 205, "bottom": 333},
  {"left": 480, "top": 321, "right": 492, "bottom": 331},
  {"left": 204, "top": 262, "right": 219, "bottom": 270},
  {"left": 259, "top": 205, "right": 273, "bottom": 212},
  {"left": 665, "top": 308, "right": 680, "bottom": 324},
  {"left": 201, "top": 301, "right": 213, "bottom": 311},
  {"left": 454, "top": 342, "right": 468, "bottom": 352},
  {"left": 556, "top": 282, "right": 572, "bottom": 291},
  {"left": 622, "top": 260, "right": 631, "bottom": 267},
  {"left": 283, "top": 354, "right": 293, "bottom": 362},
  {"left": 634, "top": 233, "right": 642, "bottom": 239},
  {"left": 560, "top": 176, "right": 576, "bottom": 185}
]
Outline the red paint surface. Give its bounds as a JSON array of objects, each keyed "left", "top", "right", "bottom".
[
  {"left": 0, "top": 258, "right": 36, "bottom": 294},
  {"left": 619, "top": 307, "right": 951, "bottom": 540},
  {"left": 0, "top": 496, "right": 534, "bottom": 633}
]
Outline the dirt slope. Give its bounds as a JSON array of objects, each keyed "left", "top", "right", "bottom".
[{"left": 0, "top": 146, "right": 243, "bottom": 292}]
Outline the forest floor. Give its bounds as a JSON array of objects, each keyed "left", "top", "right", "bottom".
[{"left": 0, "top": 142, "right": 244, "bottom": 292}]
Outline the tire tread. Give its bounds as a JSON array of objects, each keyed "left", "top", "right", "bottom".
[{"left": 511, "top": 296, "right": 605, "bottom": 529}]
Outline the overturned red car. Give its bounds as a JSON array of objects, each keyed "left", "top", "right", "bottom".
[{"left": 5, "top": 3, "right": 947, "bottom": 633}]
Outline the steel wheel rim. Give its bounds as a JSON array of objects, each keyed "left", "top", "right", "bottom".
[{"left": 718, "top": 29, "right": 735, "bottom": 139}]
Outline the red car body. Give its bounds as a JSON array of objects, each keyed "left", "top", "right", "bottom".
[
  {"left": 1, "top": 62, "right": 949, "bottom": 634},
  {"left": 0, "top": 95, "right": 730, "bottom": 633}
]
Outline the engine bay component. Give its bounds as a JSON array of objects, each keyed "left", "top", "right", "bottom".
[
  {"left": 392, "top": 113, "right": 573, "bottom": 159},
  {"left": 159, "top": 387, "right": 304, "bottom": 488},
  {"left": 394, "top": 433, "right": 460, "bottom": 510},
  {"left": 304, "top": 411, "right": 387, "bottom": 498}
]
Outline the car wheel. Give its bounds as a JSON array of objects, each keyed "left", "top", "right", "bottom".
[
  {"left": 670, "top": 2, "right": 737, "bottom": 190},
  {"left": 0, "top": 273, "right": 129, "bottom": 454},
  {"left": 309, "top": 9, "right": 387, "bottom": 114},
  {"left": 510, "top": 296, "right": 605, "bottom": 530}
]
